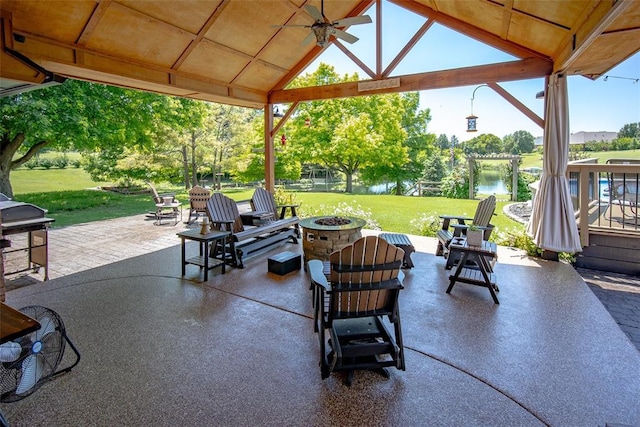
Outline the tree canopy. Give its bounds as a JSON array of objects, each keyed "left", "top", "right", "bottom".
[{"left": 0, "top": 80, "right": 186, "bottom": 197}]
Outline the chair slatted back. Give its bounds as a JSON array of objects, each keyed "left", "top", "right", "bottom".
[
  {"left": 189, "top": 185, "right": 211, "bottom": 213},
  {"left": 606, "top": 159, "right": 640, "bottom": 199},
  {"left": 251, "top": 187, "right": 278, "bottom": 219},
  {"left": 206, "top": 193, "right": 245, "bottom": 233},
  {"left": 147, "top": 181, "right": 175, "bottom": 204},
  {"left": 472, "top": 195, "right": 496, "bottom": 227},
  {"left": 329, "top": 236, "right": 404, "bottom": 318}
]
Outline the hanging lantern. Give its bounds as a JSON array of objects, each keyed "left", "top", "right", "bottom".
[
  {"left": 465, "top": 84, "right": 487, "bottom": 132},
  {"left": 281, "top": 134, "right": 287, "bottom": 146},
  {"left": 466, "top": 115, "right": 478, "bottom": 132}
]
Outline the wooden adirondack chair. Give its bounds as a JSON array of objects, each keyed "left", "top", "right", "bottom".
[
  {"left": 250, "top": 187, "right": 300, "bottom": 236},
  {"left": 186, "top": 185, "right": 211, "bottom": 224},
  {"left": 308, "top": 235, "right": 405, "bottom": 386},
  {"left": 436, "top": 195, "right": 496, "bottom": 269}
]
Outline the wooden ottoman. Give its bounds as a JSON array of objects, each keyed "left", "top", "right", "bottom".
[{"left": 379, "top": 233, "right": 415, "bottom": 268}]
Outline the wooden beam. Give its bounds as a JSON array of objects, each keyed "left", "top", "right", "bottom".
[
  {"left": 553, "top": 0, "right": 632, "bottom": 74},
  {"left": 376, "top": 0, "right": 382, "bottom": 77},
  {"left": 333, "top": 40, "right": 376, "bottom": 79},
  {"left": 12, "top": 31, "right": 266, "bottom": 106},
  {"left": 271, "top": 57, "right": 552, "bottom": 103},
  {"left": 389, "top": 0, "right": 550, "bottom": 61},
  {"left": 264, "top": 105, "right": 275, "bottom": 191},
  {"left": 271, "top": 101, "right": 299, "bottom": 137},
  {"left": 172, "top": 0, "right": 230, "bottom": 70},
  {"left": 382, "top": 18, "right": 433, "bottom": 78},
  {"left": 487, "top": 82, "right": 544, "bottom": 128},
  {"left": 77, "top": 0, "right": 112, "bottom": 46}
]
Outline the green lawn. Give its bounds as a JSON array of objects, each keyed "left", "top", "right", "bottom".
[{"left": 11, "top": 168, "right": 110, "bottom": 194}]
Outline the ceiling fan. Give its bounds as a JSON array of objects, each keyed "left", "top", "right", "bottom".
[{"left": 275, "top": 0, "right": 372, "bottom": 47}]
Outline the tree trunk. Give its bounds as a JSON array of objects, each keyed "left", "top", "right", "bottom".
[
  {"left": 345, "top": 173, "right": 353, "bottom": 193},
  {"left": 181, "top": 145, "right": 189, "bottom": 190},
  {"left": 190, "top": 132, "right": 198, "bottom": 188},
  {"left": 395, "top": 178, "right": 403, "bottom": 195}
]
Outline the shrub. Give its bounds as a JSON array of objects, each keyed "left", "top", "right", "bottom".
[
  {"left": 409, "top": 213, "right": 441, "bottom": 237},
  {"left": 53, "top": 155, "right": 69, "bottom": 169},
  {"left": 23, "top": 159, "right": 39, "bottom": 169},
  {"left": 493, "top": 226, "right": 542, "bottom": 257},
  {"left": 441, "top": 163, "right": 478, "bottom": 199},
  {"left": 39, "top": 158, "right": 53, "bottom": 169}
]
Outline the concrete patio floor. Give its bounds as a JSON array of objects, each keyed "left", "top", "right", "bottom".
[{"left": 2, "top": 214, "right": 639, "bottom": 426}]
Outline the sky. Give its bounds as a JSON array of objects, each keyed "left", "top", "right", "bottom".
[{"left": 300, "top": 1, "right": 640, "bottom": 142}]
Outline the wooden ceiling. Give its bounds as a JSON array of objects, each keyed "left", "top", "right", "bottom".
[{"left": 1, "top": 0, "right": 639, "bottom": 107}]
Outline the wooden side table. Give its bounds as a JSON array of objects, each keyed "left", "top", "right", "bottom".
[
  {"left": 446, "top": 239, "right": 499, "bottom": 304},
  {"left": 155, "top": 202, "right": 182, "bottom": 226},
  {"left": 177, "top": 229, "right": 229, "bottom": 281},
  {"left": 1, "top": 302, "right": 41, "bottom": 344}
]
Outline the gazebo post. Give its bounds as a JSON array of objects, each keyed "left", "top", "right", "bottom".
[
  {"left": 468, "top": 157, "right": 475, "bottom": 199},
  {"left": 511, "top": 157, "right": 518, "bottom": 201},
  {"left": 264, "top": 104, "right": 276, "bottom": 192}
]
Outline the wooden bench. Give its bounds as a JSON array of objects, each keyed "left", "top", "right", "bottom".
[{"left": 206, "top": 193, "right": 299, "bottom": 268}]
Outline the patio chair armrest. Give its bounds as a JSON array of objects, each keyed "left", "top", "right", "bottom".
[
  {"left": 308, "top": 259, "right": 329, "bottom": 291},
  {"left": 439, "top": 215, "right": 472, "bottom": 230}
]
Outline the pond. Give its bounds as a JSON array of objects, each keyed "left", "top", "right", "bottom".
[{"left": 477, "top": 169, "right": 509, "bottom": 195}]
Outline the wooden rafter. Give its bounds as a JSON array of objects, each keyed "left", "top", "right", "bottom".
[
  {"left": 389, "top": 0, "right": 550, "bottom": 60},
  {"left": 333, "top": 40, "right": 376, "bottom": 79},
  {"left": 382, "top": 18, "right": 433, "bottom": 78},
  {"left": 270, "top": 57, "right": 552, "bottom": 103},
  {"left": 487, "top": 82, "right": 544, "bottom": 128},
  {"left": 76, "top": 0, "right": 112, "bottom": 46},
  {"left": 172, "top": 0, "right": 230, "bottom": 70},
  {"left": 553, "top": 0, "right": 632, "bottom": 74}
]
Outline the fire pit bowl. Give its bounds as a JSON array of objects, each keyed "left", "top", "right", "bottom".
[
  {"left": 299, "top": 216, "right": 366, "bottom": 262},
  {"left": 314, "top": 216, "right": 352, "bottom": 226}
]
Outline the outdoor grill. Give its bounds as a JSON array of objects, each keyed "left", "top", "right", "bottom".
[{"left": 0, "top": 199, "right": 55, "bottom": 281}]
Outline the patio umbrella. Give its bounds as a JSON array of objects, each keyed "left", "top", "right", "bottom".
[{"left": 527, "top": 73, "right": 582, "bottom": 253}]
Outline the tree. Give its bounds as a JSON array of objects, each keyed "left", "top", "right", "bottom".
[
  {"left": 436, "top": 134, "right": 450, "bottom": 150},
  {"left": 0, "top": 80, "right": 179, "bottom": 197},
  {"left": 287, "top": 64, "right": 430, "bottom": 193},
  {"left": 503, "top": 130, "right": 535, "bottom": 154},
  {"left": 465, "top": 133, "right": 503, "bottom": 155},
  {"left": 618, "top": 122, "right": 640, "bottom": 139}
]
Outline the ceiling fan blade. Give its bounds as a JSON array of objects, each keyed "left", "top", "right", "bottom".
[
  {"left": 0, "top": 341, "right": 22, "bottom": 363},
  {"left": 332, "top": 15, "right": 372, "bottom": 27},
  {"left": 304, "top": 5, "right": 325, "bottom": 23},
  {"left": 16, "top": 354, "right": 44, "bottom": 395},
  {"left": 333, "top": 28, "right": 359, "bottom": 44},
  {"left": 301, "top": 31, "right": 317, "bottom": 46}
]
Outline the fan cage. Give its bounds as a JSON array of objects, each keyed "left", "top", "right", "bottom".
[{"left": 0, "top": 305, "right": 68, "bottom": 402}]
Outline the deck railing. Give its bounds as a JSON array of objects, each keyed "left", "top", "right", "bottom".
[{"left": 566, "top": 160, "right": 639, "bottom": 246}]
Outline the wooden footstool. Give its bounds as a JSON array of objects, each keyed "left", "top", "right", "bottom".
[{"left": 379, "top": 233, "right": 415, "bottom": 268}]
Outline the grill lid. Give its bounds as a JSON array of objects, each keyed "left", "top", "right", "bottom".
[{"left": 0, "top": 201, "right": 47, "bottom": 222}]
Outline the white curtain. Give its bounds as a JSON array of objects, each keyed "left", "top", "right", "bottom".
[{"left": 527, "top": 73, "right": 582, "bottom": 253}]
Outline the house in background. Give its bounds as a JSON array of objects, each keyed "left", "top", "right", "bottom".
[{"left": 534, "top": 131, "right": 618, "bottom": 146}]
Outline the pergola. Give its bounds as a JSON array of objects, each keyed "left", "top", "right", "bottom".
[{"left": 2, "top": 0, "right": 639, "bottom": 187}]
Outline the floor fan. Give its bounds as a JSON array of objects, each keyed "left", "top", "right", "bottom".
[{"left": 0, "top": 305, "right": 80, "bottom": 402}]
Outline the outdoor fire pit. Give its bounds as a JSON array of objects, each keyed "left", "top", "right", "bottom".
[{"left": 299, "top": 216, "right": 366, "bottom": 263}]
